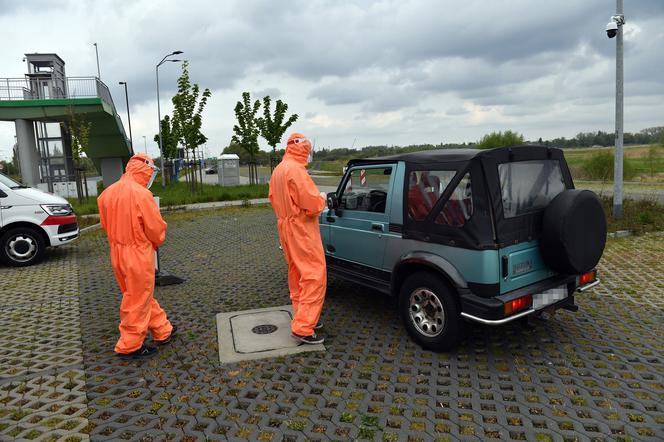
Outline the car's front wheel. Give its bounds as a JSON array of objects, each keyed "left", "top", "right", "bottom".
[
  {"left": 399, "top": 271, "right": 462, "bottom": 352},
  {"left": 0, "top": 227, "right": 46, "bottom": 267}
]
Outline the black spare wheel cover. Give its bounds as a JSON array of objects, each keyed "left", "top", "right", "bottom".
[{"left": 540, "top": 189, "right": 607, "bottom": 274}]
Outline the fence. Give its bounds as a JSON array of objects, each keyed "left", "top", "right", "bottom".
[{"left": 0, "top": 77, "right": 106, "bottom": 101}]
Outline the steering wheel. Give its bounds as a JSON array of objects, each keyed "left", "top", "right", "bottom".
[{"left": 369, "top": 190, "right": 387, "bottom": 212}]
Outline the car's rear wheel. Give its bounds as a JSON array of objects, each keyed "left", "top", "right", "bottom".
[
  {"left": 0, "top": 227, "right": 46, "bottom": 267},
  {"left": 399, "top": 271, "right": 461, "bottom": 351}
]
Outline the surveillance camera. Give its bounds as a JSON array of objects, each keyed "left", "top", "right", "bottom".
[{"left": 606, "top": 20, "right": 618, "bottom": 38}]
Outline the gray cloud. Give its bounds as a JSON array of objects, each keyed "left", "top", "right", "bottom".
[{"left": 1, "top": 0, "right": 663, "bottom": 157}]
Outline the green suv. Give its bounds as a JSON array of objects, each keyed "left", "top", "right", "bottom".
[{"left": 321, "top": 145, "right": 606, "bottom": 351}]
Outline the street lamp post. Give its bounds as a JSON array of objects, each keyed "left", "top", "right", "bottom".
[
  {"left": 118, "top": 81, "right": 133, "bottom": 152},
  {"left": 92, "top": 43, "right": 101, "bottom": 78},
  {"left": 606, "top": 1, "right": 625, "bottom": 219},
  {"left": 156, "top": 51, "right": 183, "bottom": 188}
]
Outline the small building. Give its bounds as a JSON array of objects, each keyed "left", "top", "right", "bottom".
[{"left": 218, "top": 154, "right": 240, "bottom": 186}]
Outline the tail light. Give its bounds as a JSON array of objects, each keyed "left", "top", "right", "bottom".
[
  {"left": 504, "top": 294, "right": 532, "bottom": 316},
  {"left": 578, "top": 270, "right": 597, "bottom": 286}
]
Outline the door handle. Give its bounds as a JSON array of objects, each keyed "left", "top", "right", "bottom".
[{"left": 371, "top": 223, "right": 383, "bottom": 231}]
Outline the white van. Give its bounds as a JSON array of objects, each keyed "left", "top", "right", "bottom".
[{"left": 0, "top": 172, "right": 79, "bottom": 267}]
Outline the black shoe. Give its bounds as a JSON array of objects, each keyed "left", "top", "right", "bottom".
[
  {"left": 292, "top": 333, "right": 325, "bottom": 345},
  {"left": 117, "top": 345, "right": 158, "bottom": 360},
  {"left": 155, "top": 324, "right": 178, "bottom": 346}
]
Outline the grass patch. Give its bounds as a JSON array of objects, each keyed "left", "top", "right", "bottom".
[
  {"left": 565, "top": 145, "right": 664, "bottom": 182},
  {"left": 69, "top": 182, "right": 268, "bottom": 215},
  {"left": 602, "top": 197, "right": 664, "bottom": 233},
  {"left": 285, "top": 419, "right": 306, "bottom": 431},
  {"left": 340, "top": 412, "right": 354, "bottom": 423}
]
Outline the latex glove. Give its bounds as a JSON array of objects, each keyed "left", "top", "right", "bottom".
[{"left": 320, "top": 191, "right": 327, "bottom": 200}]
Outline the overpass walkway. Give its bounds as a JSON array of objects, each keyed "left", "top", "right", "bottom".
[{"left": 0, "top": 76, "right": 132, "bottom": 174}]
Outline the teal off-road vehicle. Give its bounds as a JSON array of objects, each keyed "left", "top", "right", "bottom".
[{"left": 320, "top": 145, "right": 606, "bottom": 351}]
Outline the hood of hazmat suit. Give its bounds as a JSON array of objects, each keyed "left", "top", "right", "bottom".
[
  {"left": 98, "top": 153, "right": 173, "bottom": 354},
  {"left": 269, "top": 133, "right": 327, "bottom": 336}
]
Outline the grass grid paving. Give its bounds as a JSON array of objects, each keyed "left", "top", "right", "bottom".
[
  {"left": 0, "top": 247, "right": 90, "bottom": 441},
  {"left": 1, "top": 205, "right": 663, "bottom": 441}
]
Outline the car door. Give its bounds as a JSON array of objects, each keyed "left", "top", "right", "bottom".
[{"left": 325, "top": 165, "right": 394, "bottom": 270}]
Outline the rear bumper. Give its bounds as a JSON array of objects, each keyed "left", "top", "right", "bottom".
[{"left": 459, "top": 274, "right": 597, "bottom": 325}]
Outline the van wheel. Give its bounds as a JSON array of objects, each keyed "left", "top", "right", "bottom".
[
  {"left": 0, "top": 227, "right": 46, "bottom": 267},
  {"left": 399, "top": 271, "right": 461, "bottom": 352}
]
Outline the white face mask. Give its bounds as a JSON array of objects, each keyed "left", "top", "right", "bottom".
[{"left": 147, "top": 169, "right": 158, "bottom": 189}]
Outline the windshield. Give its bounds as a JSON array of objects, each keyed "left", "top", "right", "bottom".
[{"left": 0, "top": 172, "right": 23, "bottom": 189}]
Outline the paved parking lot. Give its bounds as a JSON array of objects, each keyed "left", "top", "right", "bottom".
[{"left": 1, "top": 206, "right": 662, "bottom": 441}]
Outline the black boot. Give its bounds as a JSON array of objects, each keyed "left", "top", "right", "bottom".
[
  {"left": 117, "top": 345, "right": 158, "bottom": 360},
  {"left": 155, "top": 324, "right": 179, "bottom": 346}
]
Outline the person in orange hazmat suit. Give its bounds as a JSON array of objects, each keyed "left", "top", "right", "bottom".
[
  {"left": 269, "top": 133, "right": 327, "bottom": 344},
  {"left": 97, "top": 154, "right": 176, "bottom": 359}
]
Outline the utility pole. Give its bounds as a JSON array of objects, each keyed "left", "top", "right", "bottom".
[
  {"left": 612, "top": 0, "right": 624, "bottom": 219},
  {"left": 156, "top": 51, "right": 183, "bottom": 188},
  {"left": 118, "top": 82, "right": 133, "bottom": 152},
  {"left": 93, "top": 43, "right": 101, "bottom": 78}
]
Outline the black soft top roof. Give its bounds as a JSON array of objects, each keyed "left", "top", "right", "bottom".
[{"left": 347, "top": 144, "right": 559, "bottom": 168}]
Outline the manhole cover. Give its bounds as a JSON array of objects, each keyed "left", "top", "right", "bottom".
[{"left": 251, "top": 324, "right": 278, "bottom": 335}]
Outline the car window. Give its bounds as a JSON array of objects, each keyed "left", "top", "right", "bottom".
[
  {"left": 498, "top": 160, "right": 566, "bottom": 218},
  {"left": 435, "top": 173, "right": 473, "bottom": 227},
  {"left": 0, "top": 172, "right": 21, "bottom": 188},
  {"left": 340, "top": 167, "right": 392, "bottom": 213},
  {"left": 407, "top": 170, "right": 456, "bottom": 221}
]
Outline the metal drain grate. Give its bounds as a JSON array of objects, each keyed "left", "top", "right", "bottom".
[{"left": 251, "top": 324, "right": 278, "bottom": 335}]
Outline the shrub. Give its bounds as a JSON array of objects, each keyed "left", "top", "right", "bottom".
[
  {"left": 477, "top": 130, "right": 524, "bottom": 149},
  {"left": 582, "top": 150, "right": 636, "bottom": 181}
]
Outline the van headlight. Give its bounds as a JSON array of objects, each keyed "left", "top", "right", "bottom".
[{"left": 41, "top": 204, "right": 73, "bottom": 216}]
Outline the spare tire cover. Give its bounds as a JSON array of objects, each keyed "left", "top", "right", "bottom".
[{"left": 540, "top": 189, "right": 607, "bottom": 274}]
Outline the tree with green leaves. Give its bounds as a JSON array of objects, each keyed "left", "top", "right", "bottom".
[
  {"left": 256, "top": 96, "right": 298, "bottom": 169},
  {"left": 232, "top": 92, "right": 261, "bottom": 184},
  {"left": 154, "top": 115, "right": 179, "bottom": 161},
  {"left": 63, "top": 106, "right": 92, "bottom": 202},
  {"left": 477, "top": 130, "right": 524, "bottom": 149},
  {"left": 171, "top": 61, "right": 211, "bottom": 193}
]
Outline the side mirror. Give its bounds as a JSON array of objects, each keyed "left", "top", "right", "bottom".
[{"left": 327, "top": 192, "right": 339, "bottom": 210}]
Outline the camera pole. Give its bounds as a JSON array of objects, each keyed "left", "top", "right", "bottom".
[{"left": 612, "top": 0, "right": 624, "bottom": 220}]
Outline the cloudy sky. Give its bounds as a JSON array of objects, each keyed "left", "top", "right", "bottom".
[{"left": 1, "top": 0, "right": 663, "bottom": 160}]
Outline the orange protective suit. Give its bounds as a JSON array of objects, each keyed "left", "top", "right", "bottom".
[
  {"left": 269, "top": 133, "right": 327, "bottom": 336},
  {"left": 98, "top": 154, "right": 173, "bottom": 354}
]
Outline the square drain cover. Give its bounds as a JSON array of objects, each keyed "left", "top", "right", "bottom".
[{"left": 216, "top": 305, "right": 325, "bottom": 364}]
